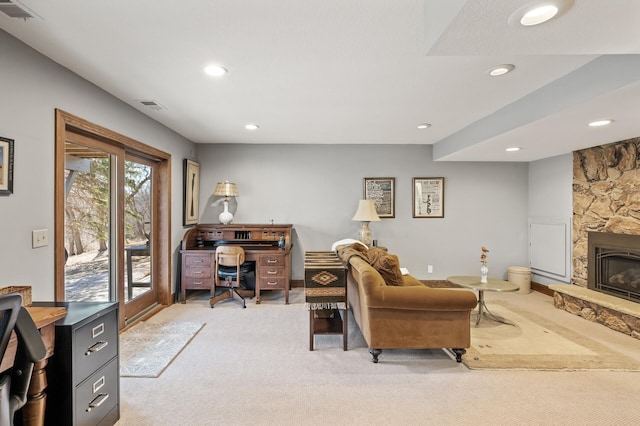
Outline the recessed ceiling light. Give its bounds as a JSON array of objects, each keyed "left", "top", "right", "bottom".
[
  {"left": 245, "top": 123, "right": 259, "bottom": 130},
  {"left": 508, "top": 1, "right": 574, "bottom": 28},
  {"left": 417, "top": 123, "right": 431, "bottom": 129},
  {"left": 521, "top": 5, "right": 558, "bottom": 26},
  {"left": 505, "top": 147, "right": 521, "bottom": 152},
  {"left": 588, "top": 119, "right": 614, "bottom": 127},
  {"left": 489, "top": 64, "right": 515, "bottom": 77},
  {"left": 204, "top": 65, "right": 227, "bottom": 77}
]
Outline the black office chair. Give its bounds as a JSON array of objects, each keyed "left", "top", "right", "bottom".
[
  {"left": 210, "top": 246, "right": 256, "bottom": 308},
  {"left": 0, "top": 294, "right": 47, "bottom": 426}
]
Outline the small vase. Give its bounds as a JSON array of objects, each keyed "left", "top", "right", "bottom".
[{"left": 480, "top": 264, "right": 488, "bottom": 283}]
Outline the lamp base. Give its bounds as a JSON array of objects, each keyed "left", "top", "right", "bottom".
[
  {"left": 358, "top": 222, "right": 372, "bottom": 246},
  {"left": 219, "top": 200, "right": 234, "bottom": 224}
]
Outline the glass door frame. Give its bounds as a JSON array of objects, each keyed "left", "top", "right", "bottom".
[{"left": 55, "top": 109, "right": 172, "bottom": 329}]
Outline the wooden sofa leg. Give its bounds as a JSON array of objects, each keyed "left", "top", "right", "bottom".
[
  {"left": 451, "top": 348, "right": 466, "bottom": 362},
  {"left": 369, "top": 348, "right": 382, "bottom": 363}
]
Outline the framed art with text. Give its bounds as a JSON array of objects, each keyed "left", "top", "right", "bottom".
[
  {"left": 0, "top": 137, "right": 14, "bottom": 196},
  {"left": 364, "top": 177, "right": 395, "bottom": 218},
  {"left": 183, "top": 159, "right": 200, "bottom": 226},
  {"left": 413, "top": 177, "right": 444, "bottom": 218}
]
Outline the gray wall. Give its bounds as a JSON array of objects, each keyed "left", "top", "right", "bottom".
[
  {"left": 0, "top": 27, "right": 548, "bottom": 298},
  {"left": 0, "top": 30, "right": 195, "bottom": 300},
  {"left": 528, "top": 153, "right": 573, "bottom": 284},
  {"left": 197, "top": 144, "right": 530, "bottom": 281}
]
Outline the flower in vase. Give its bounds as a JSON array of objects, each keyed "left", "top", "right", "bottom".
[{"left": 480, "top": 246, "right": 490, "bottom": 266}]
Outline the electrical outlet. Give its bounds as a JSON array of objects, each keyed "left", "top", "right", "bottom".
[
  {"left": 32, "top": 229, "right": 48, "bottom": 248},
  {"left": 427, "top": 265, "right": 433, "bottom": 274}
]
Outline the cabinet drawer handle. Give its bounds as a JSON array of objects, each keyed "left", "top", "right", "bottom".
[
  {"left": 193, "top": 281, "right": 203, "bottom": 285},
  {"left": 193, "top": 270, "right": 203, "bottom": 275},
  {"left": 86, "top": 393, "right": 109, "bottom": 412},
  {"left": 267, "top": 270, "right": 278, "bottom": 275},
  {"left": 85, "top": 341, "right": 108, "bottom": 356},
  {"left": 267, "top": 259, "right": 278, "bottom": 264},
  {"left": 267, "top": 281, "right": 278, "bottom": 286},
  {"left": 192, "top": 259, "right": 204, "bottom": 263}
]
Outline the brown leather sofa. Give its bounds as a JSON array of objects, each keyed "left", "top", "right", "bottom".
[{"left": 337, "top": 244, "right": 477, "bottom": 363}]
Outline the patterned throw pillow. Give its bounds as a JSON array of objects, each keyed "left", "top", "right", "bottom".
[{"left": 368, "top": 249, "right": 404, "bottom": 286}]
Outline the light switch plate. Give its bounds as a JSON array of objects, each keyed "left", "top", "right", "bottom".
[{"left": 32, "top": 229, "right": 48, "bottom": 248}]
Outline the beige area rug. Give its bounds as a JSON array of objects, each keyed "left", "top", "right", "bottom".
[
  {"left": 120, "top": 321, "right": 205, "bottom": 377},
  {"left": 463, "top": 300, "right": 640, "bottom": 371}
]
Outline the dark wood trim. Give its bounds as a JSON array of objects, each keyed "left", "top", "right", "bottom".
[
  {"left": 531, "top": 281, "right": 554, "bottom": 297},
  {"left": 291, "top": 279, "right": 304, "bottom": 288}
]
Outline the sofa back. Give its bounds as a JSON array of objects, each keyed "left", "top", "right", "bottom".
[{"left": 346, "top": 255, "right": 386, "bottom": 295}]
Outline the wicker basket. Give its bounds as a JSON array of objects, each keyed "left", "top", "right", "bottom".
[{"left": 0, "top": 286, "right": 32, "bottom": 306}]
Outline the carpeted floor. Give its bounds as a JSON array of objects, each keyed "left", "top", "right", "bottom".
[{"left": 117, "top": 288, "right": 640, "bottom": 425}]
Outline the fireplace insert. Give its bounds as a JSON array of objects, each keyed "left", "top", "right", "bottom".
[{"left": 588, "top": 231, "right": 640, "bottom": 303}]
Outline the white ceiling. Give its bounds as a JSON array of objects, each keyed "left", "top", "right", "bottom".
[{"left": 2, "top": 0, "right": 640, "bottom": 162}]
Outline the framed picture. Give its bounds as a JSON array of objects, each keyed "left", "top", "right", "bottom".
[
  {"left": 364, "top": 177, "right": 395, "bottom": 218},
  {"left": 413, "top": 177, "right": 444, "bottom": 218},
  {"left": 183, "top": 159, "right": 200, "bottom": 226},
  {"left": 0, "top": 137, "right": 14, "bottom": 196}
]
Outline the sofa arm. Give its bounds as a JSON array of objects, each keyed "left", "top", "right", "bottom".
[{"left": 367, "top": 285, "right": 477, "bottom": 311}]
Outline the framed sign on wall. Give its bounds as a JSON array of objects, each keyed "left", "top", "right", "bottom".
[
  {"left": 363, "top": 177, "right": 395, "bottom": 218},
  {"left": 0, "top": 137, "right": 14, "bottom": 196},
  {"left": 413, "top": 177, "right": 444, "bottom": 218}
]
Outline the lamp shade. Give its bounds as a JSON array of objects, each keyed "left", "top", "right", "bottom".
[
  {"left": 213, "top": 181, "right": 239, "bottom": 197},
  {"left": 352, "top": 200, "right": 381, "bottom": 222}
]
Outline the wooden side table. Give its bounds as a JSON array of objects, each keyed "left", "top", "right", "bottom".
[{"left": 304, "top": 251, "right": 348, "bottom": 351}]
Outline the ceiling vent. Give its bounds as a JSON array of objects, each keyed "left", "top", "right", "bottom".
[
  {"left": 139, "top": 100, "right": 166, "bottom": 111},
  {"left": 0, "top": 0, "right": 40, "bottom": 19}
]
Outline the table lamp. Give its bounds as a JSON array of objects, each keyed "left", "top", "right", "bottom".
[
  {"left": 352, "top": 199, "right": 381, "bottom": 246},
  {"left": 213, "top": 181, "right": 239, "bottom": 224}
]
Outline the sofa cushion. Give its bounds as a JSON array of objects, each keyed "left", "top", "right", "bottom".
[{"left": 368, "top": 249, "right": 404, "bottom": 286}]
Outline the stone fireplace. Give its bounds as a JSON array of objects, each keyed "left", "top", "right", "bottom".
[
  {"left": 588, "top": 231, "right": 640, "bottom": 303},
  {"left": 550, "top": 137, "right": 640, "bottom": 340}
]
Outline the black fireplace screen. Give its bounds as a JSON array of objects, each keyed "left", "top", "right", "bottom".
[
  {"left": 594, "top": 249, "right": 640, "bottom": 302},
  {"left": 588, "top": 232, "right": 640, "bottom": 303}
]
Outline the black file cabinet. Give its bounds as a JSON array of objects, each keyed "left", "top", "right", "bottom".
[{"left": 33, "top": 301, "right": 119, "bottom": 426}]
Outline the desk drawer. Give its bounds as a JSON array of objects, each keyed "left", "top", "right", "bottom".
[
  {"left": 184, "top": 266, "right": 211, "bottom": 279},
  {"left": 259, "top": 255, "right": 286, "bottom": 267},
  {"left": 257, "top": 277, "right": 287, "bottom": 290},
  {"left": 75, "top": 357, "right": 119, "bottom": 426},
  {"left": 73, "top": 309, "right": 118, "bottom": 387},
  {"left": 184, "top": 254, "right": 212, "bottom": 267},
  {"left": 259, "top": 266, "right": 285, "bottom": 278},
  {"left": 182, "top": 277, "right": 213, "bottom": 289}
]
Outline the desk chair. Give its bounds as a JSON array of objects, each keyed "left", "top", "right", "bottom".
[
  {"left": 0, "top": 294, "right": 47, "bottom": 426},
  {"left": 210, "top": 246, "right": 255, "bottom": 308}
]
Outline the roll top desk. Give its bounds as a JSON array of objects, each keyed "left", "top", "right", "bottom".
[{"left": 180, "top": 224, "right": 293, "bottom": 304}]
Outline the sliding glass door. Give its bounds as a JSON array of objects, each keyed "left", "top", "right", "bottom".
[{"left": 56, "top": 110, "right": 171, "bottom": 329}]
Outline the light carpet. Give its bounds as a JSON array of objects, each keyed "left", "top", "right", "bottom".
[
  {"left": 120, "top": 321, "right": 205, "bottom": 377},
  {"left": 117, "top": 289, "right": 640, "bottom": 426},
  {"left": 464, "top": 300, "right": 640, "bottom": 371}
]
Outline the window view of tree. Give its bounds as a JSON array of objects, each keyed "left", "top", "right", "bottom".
[{"left": 64, "top": 152, "right": 153, "bottom": 302}]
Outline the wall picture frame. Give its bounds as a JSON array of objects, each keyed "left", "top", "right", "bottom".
[
  {"left": 183, "top": 159, "right": 200, "bottom": 226},
  {"left": 0, "top": 137, "right": 14, "bottom": 196},
  {"left": 363, "top": 177, "right": 395, "bottom": 218},
  {"left": 413, "top": 177, "right": 444, "bottom": 218}
]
